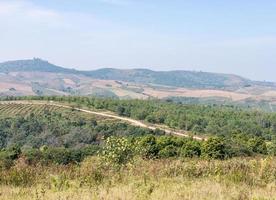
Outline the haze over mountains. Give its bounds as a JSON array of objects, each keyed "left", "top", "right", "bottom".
[
  {"left": 1, "top": 58, "right": 274, "bottom": 88},
  {"left": 0, "top": 58, "right": 276, "bottom": 111}
]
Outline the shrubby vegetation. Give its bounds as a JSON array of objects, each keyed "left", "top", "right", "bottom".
[
  {"left": 6, "top": 95, "right": 276, "bottom": 139},
  {"left": 0, "top": 125, "right": 270, "bottom": 169},
  {"left": 0, "top": 102, "right": 165, "bottom": 147},
  {"left": 0, "top": 96, "right": 275, "bottom": 166},
  {"left": 1, "top": 96, "right": 276, "bottom": 199},
  {"left": 99, "top": 134, "right": 271, "bottom": 169}
]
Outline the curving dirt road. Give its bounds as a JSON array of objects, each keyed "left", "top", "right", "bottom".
[{"left": 0, "top": 101, "right": 204, "bottom": 140}]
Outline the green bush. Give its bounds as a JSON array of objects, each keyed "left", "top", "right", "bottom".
[
  {"left": 158, "top": 145, "right": 178, "bottom": 158},
  {"left": 138, "top": 135, "right": 159, "bottom": 159},
  {"left": 247, "top": 137, "right": 267, "bottom": 154},
  {"left": 0, "top": 147, "right": 21, "bottom": 169},
  {"left": 181, "top": 140, "right": 201, "bottom": 158},
  {"left": 101, "top": 136, "right": 135, "bottom": 167},
  {"left": 201, "top": 137, "right": 227, "bottom": 159},
  {"left": 24, "top": 146, "right": 99, "bottom": 165},
  {"left": 267, "top": 141, "right": 276, "bottom": 156}
]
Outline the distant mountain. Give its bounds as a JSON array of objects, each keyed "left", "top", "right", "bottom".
[
  {"left": 0, "top": 58, "right": 77, "bottom": 74},
  {"left": 0, "top": 58, "right": 255, "bottom": 89},
  {"left": 0, "top": 58, "right": 276, "bottom": 108},
  {"left": 85, "top": 68, "right": 252, "bottom": 89}
]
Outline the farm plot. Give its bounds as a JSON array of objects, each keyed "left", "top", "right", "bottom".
[{"left": 0, "top": 103, "right": 119, "bottom": 124}]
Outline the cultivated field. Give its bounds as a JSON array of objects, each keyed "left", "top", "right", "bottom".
[
  {"left": 2, "top": 71, "right": 276, "bottom": 104},
  {"left": 0, "top": 103, "right": 119, "bottom": 125}
]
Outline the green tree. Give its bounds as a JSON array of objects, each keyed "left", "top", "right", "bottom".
[
  {"left": 247, "top": 137, "right": 267, "bottom": 154},
  {"left": 201, "top": 137, "right": 227, "bottom": 159},
  {"left": 138, "top": 135, "right": 159, "bottom": 159},
  {"left": 101, "top": 136, "right": 134, "bottom": 167},
  {"left": 181, "top": 140, "right": 201, "bottom": 158},
  {"left": 158, "top": 145, "right": 178, "bottom": 158}
]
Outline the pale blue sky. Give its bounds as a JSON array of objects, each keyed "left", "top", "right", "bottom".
[{"left": 0, "top": 0, "right": 275, "bottom": 81}]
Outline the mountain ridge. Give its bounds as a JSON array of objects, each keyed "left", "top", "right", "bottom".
[
  {"left": 1, "top": 58, "right": 276, "bottom": 112},
  {"left": 0, "top": 58, "right": 262, "bottom": 89}
]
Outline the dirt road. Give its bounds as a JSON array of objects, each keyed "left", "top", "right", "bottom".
[{"left": 0, "top": 101, "right": 204, "bottom": 140}]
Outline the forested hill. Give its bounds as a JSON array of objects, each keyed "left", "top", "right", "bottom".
[
  {"left": 0, "top": 58, "right": 77, "bottom": 74},
  {"left": 85, "top": 68, "right": 253, "bottom": 89},
  {"left": 0, "top": 58, "right": 267, "bottom": 89}
]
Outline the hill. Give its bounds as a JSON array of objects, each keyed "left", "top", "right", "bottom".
[
  {"left": 0, "top": 58, "right": 77, "bottom": 74},
  {"left": 0, "top": 58, "right": 253, "bottom": 89},
  {"left": 85, "top": 68, "right": 251, "bottom": 89},
  {"left": 0, "top": 58, "right": 276, "bottom": 111}
]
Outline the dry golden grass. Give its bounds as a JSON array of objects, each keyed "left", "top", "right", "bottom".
[
  {"left": 1, "top": 157, "right": 276, "bottom": 200},
  {"left": 1, "top": 178, "right": 276, "bottom": 200}
]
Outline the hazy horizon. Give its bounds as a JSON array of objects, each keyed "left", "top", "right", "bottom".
[
  {"left": 0, "top": 57, "right": 271, "bottom": 82},
  {"left": 0, "top": 0, "right": 275, "bottom": 82}
]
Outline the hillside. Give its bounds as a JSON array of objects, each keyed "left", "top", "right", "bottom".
[
  {"left": 0, "top": 58, "right": 276, "bottom": 110},
  {"left": 1, "top": 98, "right": 276, "bottom": 200},
  {"left": 0, "top": 58, "right": 252, "bottom": 89},
  {"left": 85, "top": 68, "right": 251, "bottom": 89},
  {"left": 0, "top": 58, "right": 77, "bottom": 74},
  {"left": 0, "top": 101, "right": 161, "bottom": 149}
]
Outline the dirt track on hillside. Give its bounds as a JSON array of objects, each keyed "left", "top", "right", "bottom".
[{"left": 0, "top": 101, "right": 204, "bottom": 140}]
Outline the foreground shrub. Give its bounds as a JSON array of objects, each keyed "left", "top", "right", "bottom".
[
  {"left": 267, "top": 140, "right": 276, "bottom": 155},
  {"left": 24, "top": 146, "right": 99, "bottom": 165},
  {"left": 138, "top": 135, "right": 159, "bottom": 159},
  {"left": 158, "top": 145, "right": 178, "bottom": 158},
  {"left": 201, "top": 137, "right": 227, "bottom": 159},
  {"left": 101, "top": 136, "right": 135, "bottom": 167},
  {"left": 0, "top": 147, "right": 21, "bottom": 169},
  {"left": 181, "top": 140, "right": 201, "bottom": 158},
  {"left": 247, "top": 137, "right": 267, "bottom": 154}
]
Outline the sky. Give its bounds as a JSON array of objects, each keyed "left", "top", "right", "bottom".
[{"left": 0, "top": 0, "right": 275, "bottom": 81}]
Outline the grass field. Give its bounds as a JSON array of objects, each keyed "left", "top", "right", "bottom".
[{"left": 1, "top": 157, "right": 276, "bottom": 200}]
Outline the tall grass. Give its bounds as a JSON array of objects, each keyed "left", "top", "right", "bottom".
[{"left": 1, "top": 156, "right": 276, "bottom": 199}]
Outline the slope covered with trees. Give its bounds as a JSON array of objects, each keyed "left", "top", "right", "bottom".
[
  {"left": 1, "top": 96, "right": 276, "bottom": 159},
  {"left": 10, "top": 96, "right": 275, "bottom": 140},
  {"left": 0, "top": 58, "right": 77, "bottom": 74},
  {"left": 1, "top": 97, "right": 276, "bottom": 199},
  {"left": 85, "top": 68, "right": 250, "bottom": 89}
]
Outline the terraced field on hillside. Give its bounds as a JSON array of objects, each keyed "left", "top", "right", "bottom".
[
  {"left": 0, "top": 101, "right": 203, "bottom": 140},
  {"left": 0, "top": 103, "right": 119, "bottom": 125}
]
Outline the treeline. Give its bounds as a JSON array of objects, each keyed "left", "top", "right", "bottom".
[
  {"left": 101, "top": 134, "right": 276, "bottom": 167},
  {"left": 4, "top": 96, "right": 276, "bottom": 140},
  {"left": 1, "top": 133, "right": 275, "bottom": 170},
  {"left": 0, "top": 145, "right": 98, "bottom": 168}
]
